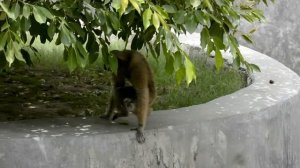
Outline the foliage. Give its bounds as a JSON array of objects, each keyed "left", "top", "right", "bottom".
[{"left": 0, "top": 0, "right": 273, "bottom": 84}]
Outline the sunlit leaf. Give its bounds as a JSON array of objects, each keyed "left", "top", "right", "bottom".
[
  {"left": 129, "top": 0, "right": 141, "bottom": 14},
  {"left": 215, "top": 49, "right": 224, "bottom": 71},
  {"left": 120, "top": 0, "right": 128, "bottom": 16},
  {"left": 6, "top": 40, "right": 15, "bottom": 66},
  {"left": 22, "top": 4, "right": 31, "bottom": 19},
  {"left": 185, "top": 56, "right": 196, "bottom": 85},
  {"left": 112, "top": 0, "right": 121, "bottom": 10},
  {"left": 143, "top": 8, "right": 152, "bottom": 29},
  {"left": 0, "top": 2, "right": 16, "bottom": 19},
  {"left": 152, "top": 12, "right": 160, "bottom": 30},
  {"left": 190, "top": 0, "right": 201, "bottom": 8},
  {"left": 32, "top": 6, "right": 47, "bottom": 23}
]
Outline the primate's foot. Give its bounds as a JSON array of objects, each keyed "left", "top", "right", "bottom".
[{"left": 131, "top": 127, "right": 145, "bottom": 144}]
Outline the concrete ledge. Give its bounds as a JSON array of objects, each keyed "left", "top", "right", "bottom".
[{"left": 1, "top": 33, "right": 300, "bottom": 168}]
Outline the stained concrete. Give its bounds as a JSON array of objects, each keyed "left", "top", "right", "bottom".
[{"left": 1, "top": 33, "right": 300, "bottom": 168}]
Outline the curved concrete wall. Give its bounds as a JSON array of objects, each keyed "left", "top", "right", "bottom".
[
  {"left": 240, "top": 0, "right": 300, "bottom": 75},
  {"left": 1, "top": 33, "right": 300, "bottom": 168}
]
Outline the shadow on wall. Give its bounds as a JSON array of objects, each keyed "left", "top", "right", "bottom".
[{"left": 239, "top": 0, "right": 300, "bottom": 75}]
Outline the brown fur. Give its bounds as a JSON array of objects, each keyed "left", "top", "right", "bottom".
[{"left": 104, "top": 50, "right": 156, "bottom": 143}]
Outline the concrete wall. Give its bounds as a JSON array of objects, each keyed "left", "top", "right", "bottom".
[
  {"left": 1, "top": 34, "right": 300, "bottom": 168},
  {"left": 240, "top": 0, "right": 300, "bottom": 75}
]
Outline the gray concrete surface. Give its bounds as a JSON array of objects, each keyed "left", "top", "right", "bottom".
[
  {"left": 1, "top": 33, "right": 300, "bottom": 168},
  {"left": 240, "top": 0, "right": 300, "bottom": 75}
]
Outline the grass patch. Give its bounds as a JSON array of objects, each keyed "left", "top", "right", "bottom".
[{"left": 0, "top": 39, "right": 246, "bottom": 121}]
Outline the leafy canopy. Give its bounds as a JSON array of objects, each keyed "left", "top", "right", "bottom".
[{"left": 0, "top": 0, "right": 272, "bottom": 84}]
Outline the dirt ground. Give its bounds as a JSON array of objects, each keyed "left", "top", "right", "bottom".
[{"left": 0, "top": 67, "right": 111, "bottom": 121}]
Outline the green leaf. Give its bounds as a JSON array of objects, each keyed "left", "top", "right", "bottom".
[
  {"left": 6, "top": 40, "right": 15, "bottom": 66},
  {"left": 13, "top": 42, "right": 25, "bottom": 63},
  {"left": 47, "top": 21, "right": 56, "bottom": 40},
  {"left": 120, "top": 0, "right": 128, "bottom": 16},
  {"left": 75, "top": 42, "right": 88, "bottom": 58},
  {"left": 215, "top": 49, "right": 224, "bottom": 71},
  {"left": 129, "top": 0, "right": 141, "bottom": 14},
  {"left": 165, "top": 52, "right": 174, "bottom": 74},
  {"left": 174, "top": 51, "right": 182, "bottom": 71},
  {"left": 22, "top": 4, "right": 31, "bottom": 19},
  {"left": 112, "top": 0, "right": 121, "bottom": 11},
  {"left": 0, "top": 31, "right": 8, "bottom": 50},
  {"left": 152, "top": 12, "right": 160, "bottom": 30},
  {"left": 175, "top": 66, "right": 185, "bottom": 85},
  {"left": 165, "top": 31, "right": 173, "bottom": 51},
  {"left": 12, "top": 2, "right": 20, "bottom": 19},
  {"left": 203, "top": 0, "right": 213, "bottom": 11},
  {"left": 190, "top": 0, "right": 201, "bottom": 8},
  {"left": 143, "top": 8, "right": 152, "bottom": 29},
  {"left": 108, "top": 13, "right": 120, "bottom": 30},
  {"left": 35, "top": 6, "right": 53, "bottom": 20},
  {"left": 153, "top": 6, "right": 168, "bottom": 19},
  {"left": 101, "top": 42, "right": 109, "bottom": 65},
  {"left": 185, "top": 14, "right": 197, "bottom": 33},
  {"left": 32, "top": 6, "right": 47, "bottom": 23},
  {"left": 73, "top": 45, "right": 87, "bottom": 68},
  {"left": 207, "top": 41, "right": 214, "bottom": 55},
  {"left": 0, "top": 12, "right": 6, "bottom": 21},
  {"left": 249, "top": 28, "right": 257, "bottom": 34},
  {"left": 60, "top": 25, "right": 71, "bottom": 47},
  {"left": 66, "top": 47, "right": 78, "bottom": 72},
  {"left": 213, "top": 36, "right": 225, "bottom": 50},
  {"left": 162, "top": 5, "right": 176, "bottom": 13},
  {"left": 109, "top": 52, "right": 118, "bottom": 74},
  {"left": 242, "top": 34, "right": 253, "bottom": 43},
  {"left": 20, "top": 17, "right": 31, "bottom": 31},
  {"left": 200, "top": 27, "right": 210, "bottom": 49},
  {"left": 185, "top": 56, "right": 196, "bottom": 85},
  {"left": 250, "top": 63, "right": 261, "bottom": 72},
  {"left": 143, "top": 26, "right": 155, "bottom": 42},
  {"left": 173, "top": 10, "right": 185, "bottom": 24},
  {"left": 157, "top": 13, "right": 169, "bottom": 30},
  {"left": 20, "top": 48, "right": 33, "bottom": 66},
  {"left": 1, "top": 22, "right": 10, "bottom": 31},
  {"left": 0, "top": 2, "right": 16, "bottom": 19},
  {"left": 147, "top": 42, "right": 158, "bottom": 59}
]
